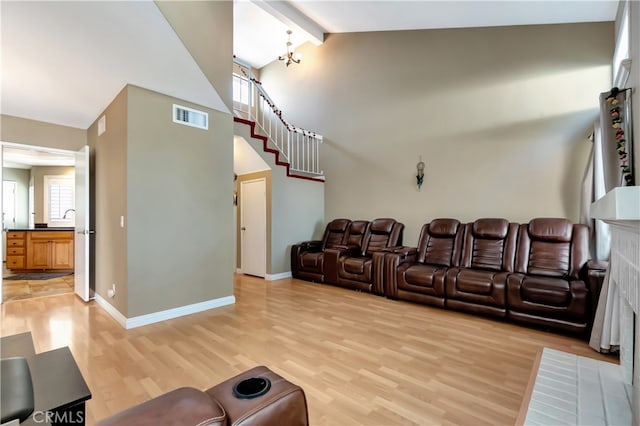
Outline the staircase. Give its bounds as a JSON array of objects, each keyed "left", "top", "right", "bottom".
[{"left": 233, "top": 58, "right": 324, "bottom": 182}]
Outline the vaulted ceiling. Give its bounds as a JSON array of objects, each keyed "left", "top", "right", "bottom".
[{"left": 1, "top": 0, "right": 618, "bottom": 131}]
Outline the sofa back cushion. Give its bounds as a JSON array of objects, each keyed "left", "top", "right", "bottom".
[
  {"left": 363, "top": 218, "right": 404, "bottom": 256},
  {"left": 461, "top": 218, "right": 518, "bottom": 272},
  {"left": 515, "top": 218, "right": 588, "bottom": 279},
  {"left": 344, "top": 220, "right": 369, "bottom": 248},
  {"left": 417, "top": 219, "right": 463, "bottom": 266},
  {"left": 321, "top": 219, "right": 351, "bottom": 250}
]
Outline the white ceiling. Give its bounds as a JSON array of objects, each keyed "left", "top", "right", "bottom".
[
  {"left": 0, "top": 0, "right": 618, "bottom": 133},
  {"left": 3, "top": 146, "right": 75, "bottom": 170},
  {"left": 290, "top": 0, "right": 618, "bottom": 34},
  {"left": 1, "top": 0, "right": 227, "bottom": 130},
  {"left": 235, "top": 0, "right": 619, "bottom": 68}
]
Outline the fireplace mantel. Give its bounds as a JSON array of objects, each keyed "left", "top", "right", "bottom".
[
  {"left": 591, "top": 186, "right": 640, "bottom": 314},
  {"left": 591, "top": 185, "right": 639, "bottom": 425},
  {"left": 591, "top": 186, "right": 640, "bottom": 222}
]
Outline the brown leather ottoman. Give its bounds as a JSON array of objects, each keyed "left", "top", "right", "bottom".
[{"left": 98, "top": 365, "right": 308, "bottom": 426}]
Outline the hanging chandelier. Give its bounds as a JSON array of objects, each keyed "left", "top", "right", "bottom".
[{"left": 278, "top": 30, "right": 302, "bottom": 67}]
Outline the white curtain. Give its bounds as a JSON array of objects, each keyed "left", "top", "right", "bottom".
[{"left": 585, "top": 100, "right": 617, "bottom": 354}]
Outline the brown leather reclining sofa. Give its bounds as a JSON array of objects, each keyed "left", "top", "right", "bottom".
[
  {"left": 99, "top": 366, "right": 308, "bottom": 426},
  {"left": 293, "top": 217, "right": 606, "bottom": 335},
  {"left": 292, "top": 218, "right": 403, "bottom": 295}
]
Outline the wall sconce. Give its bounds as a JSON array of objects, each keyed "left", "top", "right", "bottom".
[
  {"left": 278, "top": 30, "right": 302, "bottom": 67},
  {"left": 416, "top": 157, "right": 425, "bottom": 191}
]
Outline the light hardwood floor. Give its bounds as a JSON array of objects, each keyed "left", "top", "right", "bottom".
[{"left": 1, "top": 274, "right": 615, "bottom": 425}]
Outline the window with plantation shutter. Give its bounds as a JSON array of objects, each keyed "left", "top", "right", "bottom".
[{"left": 44, "top": 176, "right": 75, "bottom": 225}]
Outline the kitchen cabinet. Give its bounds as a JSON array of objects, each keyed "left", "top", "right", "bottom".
[
  {"left": 26, "top": 231, "right": 74, "bottom": 270},
  {"left": 6, "top": 231, "right": 26, "bottom": 269},
  {"left": 5, "top": 230, "right": 74, "bottom": 271}
]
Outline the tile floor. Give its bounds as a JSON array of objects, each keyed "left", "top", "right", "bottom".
[{"left": 2, "top": 267, "right": 74, "bottom": 302}]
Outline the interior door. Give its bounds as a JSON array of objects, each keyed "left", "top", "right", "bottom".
[
  {"left": 240, "top": 178, "right": 266, "bottom": 277},
  {"left": 74, "top": 145, "right": 90, "bottom": 301}
]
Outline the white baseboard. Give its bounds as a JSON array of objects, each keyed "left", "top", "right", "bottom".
[
  {"left": 94, "top": 293, "right": 127, "bottom": 328},
  {"left": 95, "top": 293, "right": 236, "bottom": 329},
  {"left": 265, "top": 271, "right": 292, "bottom": 281}
]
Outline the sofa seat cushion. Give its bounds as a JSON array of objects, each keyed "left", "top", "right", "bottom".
[
  {"left": 343, "top": 257, "right": 367, "bottom": 274},
  {"left": 299, "top": 252, "right": 323, "bottom": 270},
  {"left": 406, "top": 264, "right": 444, "bottom": 287},
  {"left": 521, "top": 276, "right": 570, "bottom": 307},
  {"left": 338, "top": 257, "right": 372, "bottom": 282},
  {"left": 395, "top": 263, "right": 446, "bottom": 296},
  {"left": 456, "top": 269, "right": 495, "bottom": 295}
]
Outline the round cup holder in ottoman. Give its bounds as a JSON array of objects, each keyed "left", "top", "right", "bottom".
[{"left": 232, "top": 377, "right": 271, "bottom": 399}]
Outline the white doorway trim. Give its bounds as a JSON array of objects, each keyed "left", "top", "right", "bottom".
[
  {"left": 240, "top": 177, "right": 266, "bottom": 278},
  {"left": 0, "top": 142, "right": 90, "bottom": 304}
]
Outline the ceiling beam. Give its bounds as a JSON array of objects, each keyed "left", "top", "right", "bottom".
[{"left": 250, "top": 0, "right": 325, "bottom": 45}]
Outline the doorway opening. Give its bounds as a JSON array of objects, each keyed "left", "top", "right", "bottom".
[{"left": 1, "top": 143, "right": 91, "bottom": 303}]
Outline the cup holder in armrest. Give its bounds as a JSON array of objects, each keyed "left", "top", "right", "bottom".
[{"left": 232, "top": 377, "right": 271, "bottom": 399}]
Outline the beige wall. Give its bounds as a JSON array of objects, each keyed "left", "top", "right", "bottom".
[
  {"left": 31, "top": 166, "right": 74, "bottom": 224},
  {"left": 260, "top": 23, "right": 614, "bottom": 246},
  {"left": 156, "top": 0, "right": 233, "bottom": 111},
  {"left": 126, "top": 85, "right": 234, "bottom": 317},
  {"left": 0, "top": 115, "right": 86, "bottom": 150},
  {"left": 234, "top": 120, "right": 324, "bottom": 275},
  {"left": 270, "top": 173, "right": 324, "bottom": 274},
  {"left": 2, "top": 168, "right": 30, "bottom": 228},
  {"left": 89, "top": 87, "right": 129, "bottom": 315}
]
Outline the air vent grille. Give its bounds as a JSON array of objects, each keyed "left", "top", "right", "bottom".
[{"left": 173, "top": 104, "right": 208, "bottom": 130}]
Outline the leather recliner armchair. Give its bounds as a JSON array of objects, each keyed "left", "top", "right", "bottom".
[
  {"left": 98, "top": 366, "right": 308, "bottom": 426},
  {"left": 445, "top": 218, "right": 518, "bottom": 317},
  {"left": 323, "top": 220, "right": 370, "bottom": 285},
  {"left": 331, "top": 218, "right": 404, "bottom": 294},
  {"left": 506, "top": 218, "right": 595, "bottom": 334},
  {"left": 291, "top": 219, "right": 351, "bottom": 282},
  {"left": 385, "top": 219, "right": 463, "bottom": 306}
]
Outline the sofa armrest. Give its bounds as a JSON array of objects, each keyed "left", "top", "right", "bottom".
[
  {"left": 323, "top": 245, "right": 361, "bottom": 284},
  {"left": 299, "top": 240, "right": 322, "bottom": 251},
  {"left": 330, "top": 244, "right": 361, "bottom": 253},
  {"left": 371, "top": 252, "right": 387, "bottom": 295},
  {"left": 98, "top": 387, "right": 226, "bottom": 426},
  {"left": 206, "top": 365, "right": 308, "bottom": 426},
  {"left": 291, "top": 241, "right": 324, "bottom": 278},
  {"left": 392, "top": 246, "right": 418, "bottom": 263},
  {"left": 382, "top": 247, "right": 418, "bottom": 299},
  {"left": 586, "top": 259, "right": 608, "bottom": 272},
  {"left": 585, "top": 260, "right": 608, "bottom": 317}
]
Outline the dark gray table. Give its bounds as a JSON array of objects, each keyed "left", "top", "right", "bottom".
[
  {"left": 1, "top": 331, "right": 36, "bottom": 358},
  {"left": 1, "top": 333, "right": 91, "bottom": 426}
]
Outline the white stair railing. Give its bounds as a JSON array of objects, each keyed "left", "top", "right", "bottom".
[{"left": 233, "top": 58, "right": 323, "bottom": 177}]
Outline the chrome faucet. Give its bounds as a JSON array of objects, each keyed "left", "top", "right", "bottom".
[{"left": 62, "top": 209, "right": 76, "bottom": 219}]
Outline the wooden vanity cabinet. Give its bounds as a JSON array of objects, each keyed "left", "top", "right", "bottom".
[
  {"left": 25, "top": 231, "right": 74, "bottom": 270},
  {"left": 6, "top": 231, "right": 26, "bottom": 269}
]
